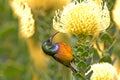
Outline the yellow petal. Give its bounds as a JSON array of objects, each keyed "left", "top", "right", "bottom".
[{"left": 53, "top": 0, "right": 110, "bottom": 37}]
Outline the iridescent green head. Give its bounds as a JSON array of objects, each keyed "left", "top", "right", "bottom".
[{"left": 42, "top": 32, "right": 59, "bottom": 56}]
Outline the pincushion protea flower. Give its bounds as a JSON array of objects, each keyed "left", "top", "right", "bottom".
[
  {"left": 112, "top": 0, "right": 120, "bottom": 29},
  {"left": 10, "top": 0, "right": 35, "bottom": 38},
  {"left": 87, "top": 63, "right": 118, "bottom": 80},
  {"left": 26, "top": 0, "right": 71, "bottom": 10},
  {"left": 53, "top": 0, "right": 110, "bottom": 38}
]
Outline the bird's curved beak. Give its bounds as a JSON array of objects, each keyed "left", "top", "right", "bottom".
[{"left": 47, "top": 32, "right": 59, "bottom": 43}]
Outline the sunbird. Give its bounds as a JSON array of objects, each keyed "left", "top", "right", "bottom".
[{"left": 42, "top": 32, "right": 76, "bottom": 73}]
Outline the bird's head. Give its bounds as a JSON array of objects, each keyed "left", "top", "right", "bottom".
[{"left": 42, "top": 32, "right": 59, "bottom": 56}]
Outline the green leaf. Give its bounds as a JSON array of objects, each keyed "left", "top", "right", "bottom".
[
  {"left": 100, "top": 32, "right": 112, "bottom": 43},
  {"left": 77, "top": 47, "right": 84, "bottom": 52},
  {"left": 85, "top": 66, "right": 91, "bottom": 73},
  {"left": 85, "top": 57, "right": 92, "bottom": 66},
  {"left": 75, "top": 73, "right": 86, "bottom": 80},
  {"left": 99, "top": 55, "right": 112, "bottom": 63},
  {"left": 77, "top": 61, "right": 87, "bottom": 68},
  {"left": 85, "top": 70, "right": 93, "bottom": 79},
  {"left": 93, "top": 50, "right": 100, "bottom": 63},
  {"left": 81, "top": 51, "right": 89, "bottom": 57}
]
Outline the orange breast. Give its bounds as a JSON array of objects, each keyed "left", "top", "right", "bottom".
[{"left": 54, "top": 42, "right": 73, "bottom": 66}]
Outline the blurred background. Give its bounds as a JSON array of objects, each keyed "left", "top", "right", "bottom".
[
  {"left": 0, "top": 0, "right": 72, "bottom": 80},
  {"left": 0, "top": 0, "right": 120, "bottom": 80}
]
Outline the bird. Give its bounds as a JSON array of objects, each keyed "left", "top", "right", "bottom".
[{"left": 42, "top": 32, "right": 76, "bottom": 73}]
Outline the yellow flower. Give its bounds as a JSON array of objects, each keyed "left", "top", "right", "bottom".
[
  {"left": 53, "top": 0, "right": 110, "bottom": 37},
  {"left": 26, "top": 0, "right": 71, "bottom": 10},
  {"left": 87, "top": 63, "right": 118, "bottom": 80},
  {"left": 118, "top": 74, "right": 120, "bottom": 80},
  {"left": 10, "top": 0, "right": 35, "bottom": 38},
  {"left": 112, "top": 0, "right": 120, "bottom": 29}
]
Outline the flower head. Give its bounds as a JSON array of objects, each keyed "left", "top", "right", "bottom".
[
  {"left": 26, "top": 0, "right": 71, "bottom": 10},
  {"left": 87, "top": 63, "right": 118, "bottom": 80},
  {"left": 10, "top": 0, "right": 35, "bottom": 38},
  {"left": 53, "top": 0, "right": 110, "bottom": 37},
  {"left": 112, "top": 0, "right": 120, "bottom": 29}
]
